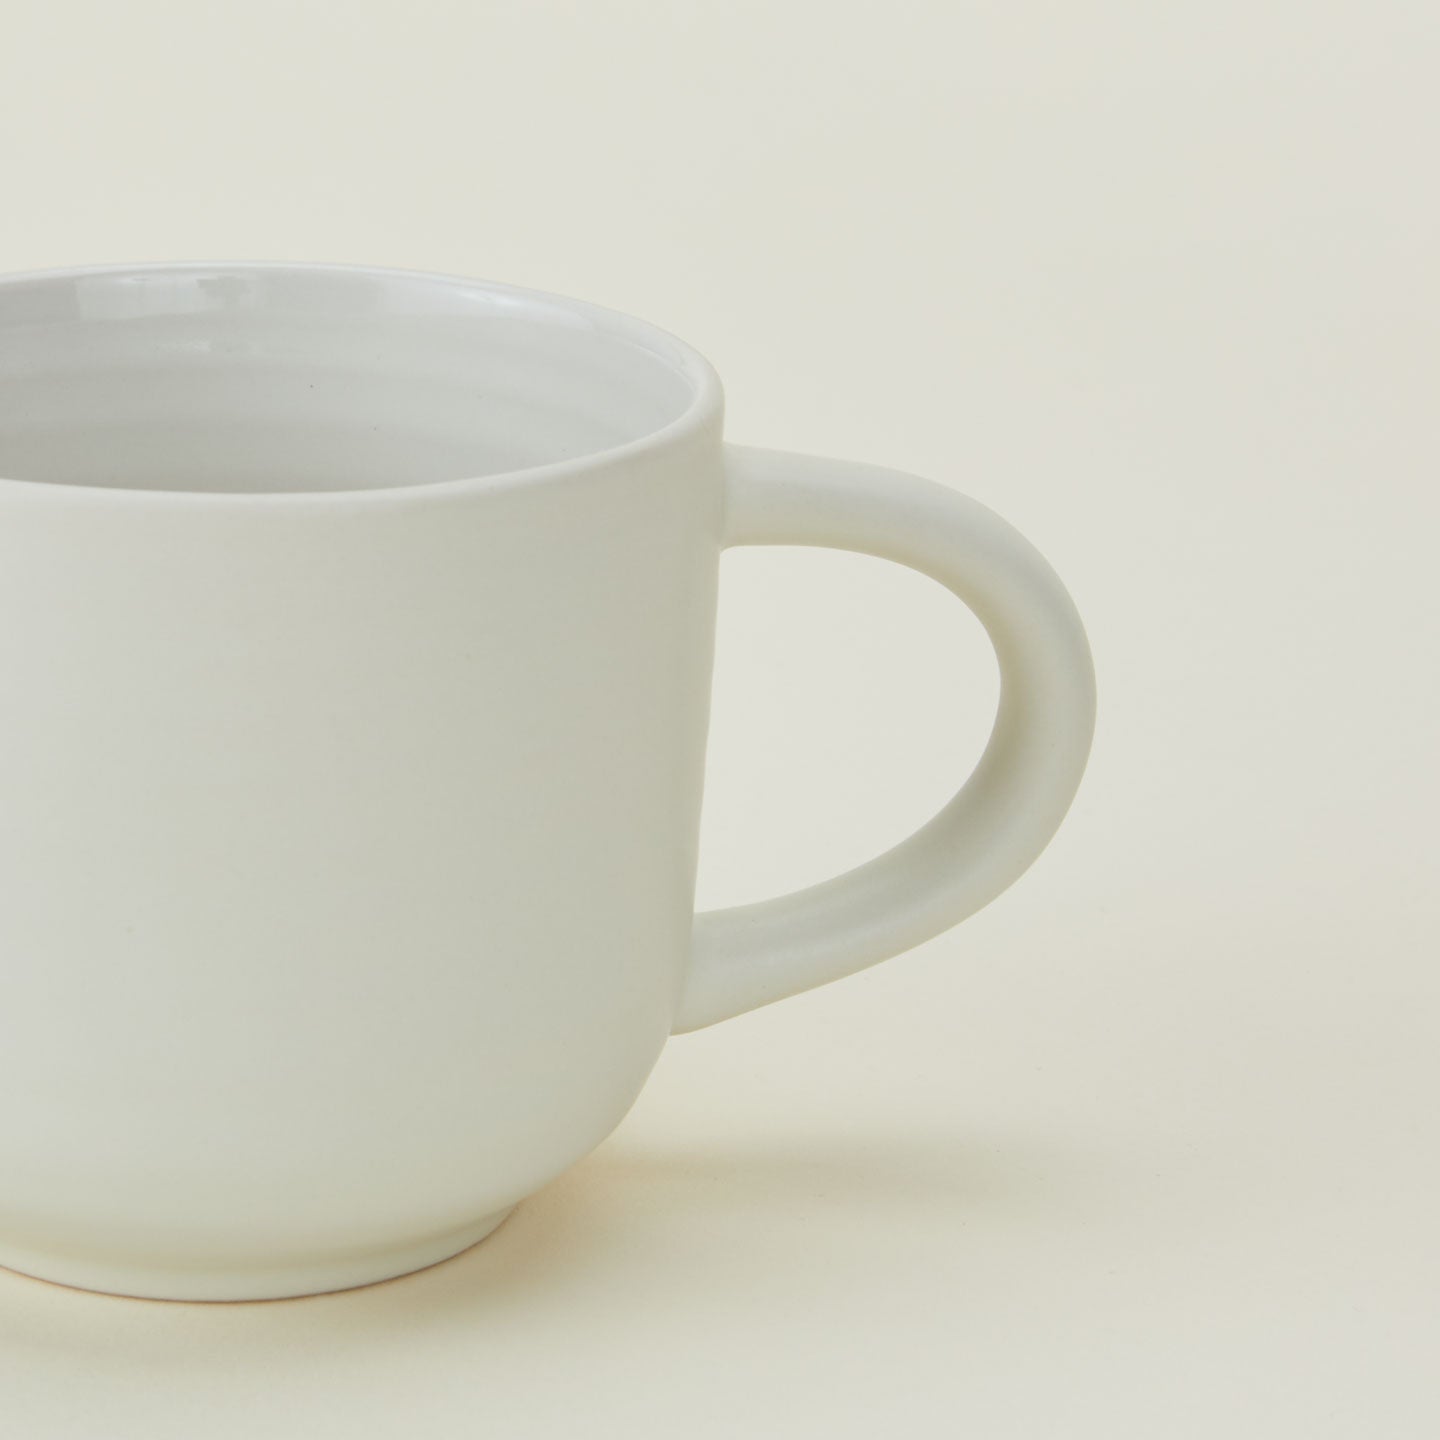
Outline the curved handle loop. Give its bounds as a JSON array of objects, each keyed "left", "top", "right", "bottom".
[{"left": 676, "top": 445, "right": 1095, "bottom": 1032}]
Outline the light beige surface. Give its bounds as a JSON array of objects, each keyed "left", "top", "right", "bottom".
[{"left": 1, "top": 1, "right": 1436, "bottom": 1435}]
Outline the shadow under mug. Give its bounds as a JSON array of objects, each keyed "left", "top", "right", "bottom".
[{"left": 0, "top": 263, "right": 1094, "bottom": 1299}]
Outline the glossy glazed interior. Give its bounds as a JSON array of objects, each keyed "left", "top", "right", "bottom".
[{"left": 0, "top": 265, "right": 707, "bottom": 493}]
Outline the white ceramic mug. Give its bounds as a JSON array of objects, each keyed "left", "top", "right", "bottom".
[{"left": 0, "top": 263, "right": 1094, "bottom": 1300}]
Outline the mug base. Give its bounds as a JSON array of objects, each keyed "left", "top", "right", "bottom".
[{"left": 0, "top": 1205, "right": 517, "bottom": 1302}]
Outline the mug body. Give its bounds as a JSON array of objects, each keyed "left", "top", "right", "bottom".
[{"left": 0, "top": 265, "right": 724, "bottom": 1298}]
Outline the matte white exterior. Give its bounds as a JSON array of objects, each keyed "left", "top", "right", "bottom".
[{"left": 0, "top": 264, "right": 1093, "bottom": 1299}]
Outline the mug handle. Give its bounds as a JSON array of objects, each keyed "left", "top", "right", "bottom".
[{"left": 676, "top": 445, "right": 1096, "bottom": 1032}]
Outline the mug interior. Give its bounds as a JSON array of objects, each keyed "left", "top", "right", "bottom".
[{"left": 0, "top": 265, "right": 710, "bottom": 494}]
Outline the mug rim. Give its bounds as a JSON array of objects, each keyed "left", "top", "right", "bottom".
[{"left": 0, "top": 260, "right": 725, "bottom": 507}]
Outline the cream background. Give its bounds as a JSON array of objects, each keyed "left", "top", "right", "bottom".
[{"left": 1, "top": 1, "right": 1436, "bottom": 1435}]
